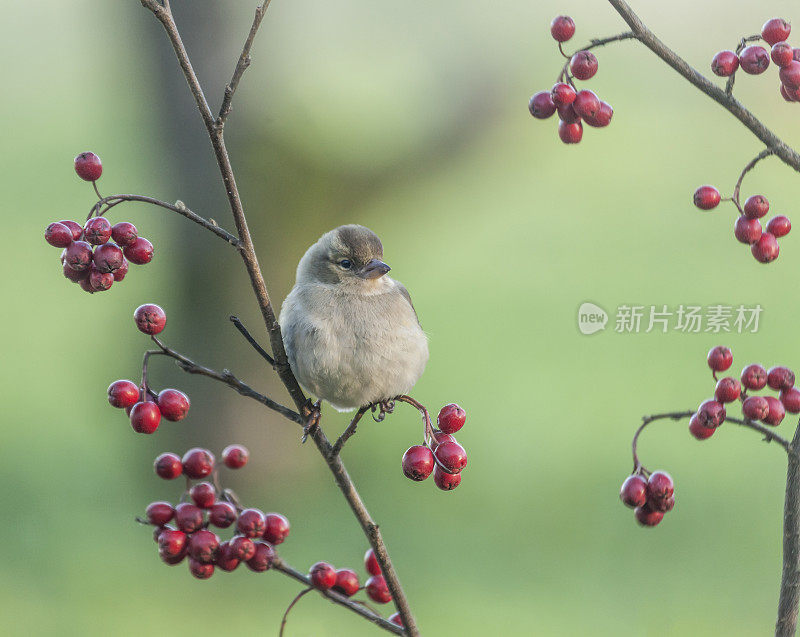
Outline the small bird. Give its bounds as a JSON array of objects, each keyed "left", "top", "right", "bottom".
[{"left": 279, "top": 224, "right": 429, "bottom": 412}]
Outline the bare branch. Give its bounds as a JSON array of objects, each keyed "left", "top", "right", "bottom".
[
  {"left": 229, "top": 315, "right": 275, "bottom": 367},
  {"left": 777, "top": 424, "right": 800, "bottom": 636},
  {"left": 331, "top": 407, "right": 369, "bottom": 457}
]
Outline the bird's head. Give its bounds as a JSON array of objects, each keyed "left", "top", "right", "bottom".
[{"left": 297, "top": 224, "right": 391, "bottom": 288}]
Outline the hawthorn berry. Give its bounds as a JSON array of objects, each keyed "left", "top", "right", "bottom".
[
  {"left": 310, "top": 562, "right": 337, "bottom": 590},
  {"left": 402, "top": 445, "right": 435, "bottom": 481},
  {"left": 584, "top": 101, "right": 613, "bottom": 127},
  {"left": 528, "top": 91, "right": 557, "bottom": 119},
  {"left": 107, "top": 380, "right": 140, "bottom": 409},
  {"left": 433, "top": 465, "right": 462, "bottom": 490},
  {"left": 246, "top": 542, "right": 275, "bottom": 572},
  {"left": 693, "top": 186, "right": 721, "bottom": 210},
  {"left": 366, "top": 575, "right": 392, "bottom": 604},
  {"left": 558, "top": 120, "right": 583, "bottom": 144},
  {"left": 550, "top": 82, "right": 576, "bottom": 107},
  {"left": 160, "top": 545, "right": 188, "bottom": 566},
  {"left": 697, "top": 399, "right": 726, "bottom": 427},
  {"left": 573, "top": 89, "right": 601, "bottom": 119},
  {"left": 689, "top": 414, "right": 715, "bottom": 440},
  {"left": 236, "top": 508, "right": 266, "bottom": 538},
  {"left": 365, "top": 548, "right": 381, "bottom": 576},
  {"left": 651, "top": 496, "right": 675, "bottom": 513},
  {"left": 743, "top": 195, "right": 769, "bottom": 219},
  {"left": 209, "top": 502, "right": 237, "bottom": 528},
  {"left": 59, "top": 220, "right": 83, "bottom": 241},
  {"left": 74, "top": 152, "right": 102, "bottom": 181},
  {"left": 124, "top": 237, "right": 154, "bottom": 265},
  {"left": 432, "top": 431, "right": 458, "bottom": 449},
  {"left": 263, "top": 513, "right": 290, "bottom": 545},
  {"left": 762, "top": 18, "right": 792, "bottom": 46},
  {"left": 434, "top": 441, "right": 468, "bottom": 473},
  {"left": 130, "top": 401, "right": 161, "bottom": 434},
  {"left": 743, "top": 395, "right": 770, "bottom": 421},
  {"left": 570, "top": 50, "right": 598, "bottom": 80},
  {"left": 111, "top": 222, "right": 138, "bottom": 247},
  {"left": 83, "top": 217, "right": 112, "bottom": 245},
  {"left": 619, "top": 474, "right": 647, "bottom": 508},
  {"left": 113, "top": 258, "right": 129, "bottom": 282},
  {"left": 781, "top": 388, "right": 800, "bottom": 414},
  {"left": 215, "top": 542, "right": 240, "bottom": 572},
  {"left": 158, "top": 528, "right": 188, "bottom": 557},
  {"left": 714, "top": 377, "right": 741, "bottom": 403},
  {"left": 89, "top": 267, "right": 114, "bottom": 292},
  {"left": 134, "top": 303, "right": 167, "bottom": 335},
  {"left": 93, "top": 243, "right": 124, "bottom": 273},
  {"left": 175, "top": 502, "right": 205, "bottom": 534},
  {"left": 766, "top": 216, "right": 791, "bottom": 238},
  {"left": 146, "top": 502, "right": 175, "bottom": 526},
  {"left": 780, "top": 61, "right": 800, "bottom": 89},
  {"left": 772, "top": 42, "right": 794, "bottom": 67},
  {"left": 45, "top": 222, "right": 74, "bottom": 248},
  {"left": 763, "top": 396, "right": 786, "bottom": 426},
  {"left": 157, "top": 389, "right": 190, "bottom": 422},
  {"left": 182, "top": 448, "right": 215, "bottom": 479},
  {"left": 707, "top": 346, "right": 733, "bottom": 372},
  {"left": 230, "top": 535, "right": 257, "bottom": 561},
  {"left": 752, "top": 233, "right": 780, "bottom": 263},
  {"left": 768, "top": 366, "right": 795, "bottom": 391},
  {"left": 711, "top": 50, "right": 739, "bottom": 76},
  {"left": 557, "top": 103, "right": 581, "bottom": 124},
  {"left": 438, "top": 403, "right": 466, "bottom": 434},
  {"left": 739, "top": 46, "right": 770, "bottom": 74},
  {"left": 734, "top": 216, "right": 762, "bottom": 245},
  {"left": 189, "top": 558, "right": 214, "bottom": 579},
  {"left": 189, "top": 482, "right": 216, "bottom": 509},
  {"left": 63, "top": 263, "right": 89, "bottom": 283},
  {"left": 647, "top": 471, "right": 674, "bottom": 504},
  {"left": 781, "top": 84, "right": 799, "bottom": 102},
  {"left": 333, "top": 569, "right": 360, "bottom": 597},
  {"left": 222, "top": 444, "right": 249, "bottom": 469},
  {"left": 64, "top": 240, "right": 93, "bottom": 272},
  {"left": 188, "top": 529, "right": 220, "bottom": 564},
  {"left": 389, "top": 613, "right": 404, "bottom": 627},
  {"left": 741, "top": 363, "right": 768, "bottom": 390},
  {"left": 78, "top": 277, "right": 96, "bottom": 294},
  {"left": 154, "top": 452, "right": 183, "bottom": 479},
  {"left": 550, "top": 15, "right": 575, "bottom": 42}
]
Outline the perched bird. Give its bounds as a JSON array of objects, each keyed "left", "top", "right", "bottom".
[{"left": 279, "top": 224, "right": 429, "bottom": 411}]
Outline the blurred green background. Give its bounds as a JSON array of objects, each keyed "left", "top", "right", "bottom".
[{"left": 3, "top": 0, "right": 800, "bottom": 634}]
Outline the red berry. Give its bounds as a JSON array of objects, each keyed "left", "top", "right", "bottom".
[
  {"left": 222, "top": 444, "right": 249, "bottom": 469},
  {"left": 550, "top": 82, "right": 576, "bottom": 107},
  {"left": 246, "top": 542, "right": 275, "bottom": 572},
  {"left": 711, "top": 50, "right": 739, "bottom": 76},
  {"left": 107, "top": 380, "right": 139, "bottom": 409},
  {"left": 558, "top": 120, "right": 583, "bottom": 144},
  {"left": 557, "top": 103, "right": 581, "bottom": 124},
  {"left": 236, "top": 508, "right": 266, "bottom": 538},
  {"left": 764, "top": 396, "right": 786, "bottom": 426},
  {"left": 113, "top": 258, "right": 129, "bottom": 282},
  {"left": 734, "top": 216, "right": 763, "bottom": 245},
  {"left": 188, "top": 529, "right": 220, "bottom": 564},
  {"left": 528, "top": 91, "right": 556, "bottom": 119},
  {"left": 781, "top": 61, "right": 800, "bottom": 89},
  {"left": 707, "top": 346, "right": 732, "bottom": 372},
  {"left": 158, "top": 528, "right": 187, "bottom": 557},
  {"left": 59, "top": 220, "right": 83, "bottom": 241},
  {"left": 310, "top": 562, "right": 337, "bottom": 590},
  {"left": 45, "top": 222, "right": 74, "bottom": 248},
  {"left": 157, "top": 389, "right": 190, "bottom": 422},
  {"left": 74, "top": 152, "right": 102, "bottom": 181},
  {"left": 209, "top": 502, "right": 237, "bottom": 528},
  {"left": 434, "top": 441, "right": 468, "bottom": 473},
  {"left": 215, "top": 541, "right": 240, "bottom": 572},
  {"left": 743, "top": 395, "right": 770, "bottom": 421},
  {"left": 739, "top": 46, "right": 770, "bottom": 74},
  {"left": 230, "top": 535, "right": 256, "bottom": 561},
  {"left": 190, "top": 482, "right": 216, "bottom": 508},
  {"left": 693, "top": 185, "right": 721, "bottom": 210},
  {"left": 93, "top": 243, "right": 124, "bottom": 273},
  {"left": 781, "top": 83, "right": 799, "bottom": 102},
  {"left": 772, "top": 42, "right": 794, "bottom": 67},
  {"left": 619, "top": 474, "right": 647, "bottom": 508},
  {"left": 651, "top": 495, "right": 675, "bottom": 513},
  {"left": 752, "top": 232, "right": 780, "bottom": 263},
  {"left": 437, "top": 404, "right": 466, "bottom": 434},
  {"left": 762, "top": 18, "right": 792, "bottom": 46},
  {"left": 433, "top": 465, "right": 462, "bottom": 490},
  {"left": 743, "top": 195, "right": 769, "bottom": 219},
  {"left": 78, "top": 276, "right": 96, "bottom": 294},
  {"left": 175, "top": 502, "right": 205, "bottom": 534},
  {"left": 263, "top": 513, "right": 290, "bottom": 545},
  {"left": 154, "top": 452, "right": 183, "bottom": 479},
  {"left": 111, "top": 222, "right": 138, "bottom": 247},
  {"left": 714, "top": 377, "right": 741, "bottom": 403},
  {"left": 432, "top": 431, "right": 458, "bottom": 449},
  {"left": 366, "top": 575, "right": 392, "bottom": 604},
  {"left": 646, "top": 471, "right": 674, "bottom": 502},
  {"left": 88, "top": 267, "right": 114, "bottom": 292},
  {"left": 389, "top": 613, "right": 404, "bottom": 627},
  {"left": 570, "top": 51, "right": 598, "bottom": 80},
  {"left": 689, "top": 414, "right": 715, "bottom": 440},
  {"left": 83, "top": 217, "right": 112, "bottom": 245},
  {"left": 124, "top": 237, "right": 154, "bottom": 265},
  {"left": 402, "top": 445, "right": 434, "bottom": 481},
  {"left": 134, "top": 303, "right": 167, "bottom": 335},
  {"left": 781, "top": 388, "right": 800, "bottom": 414},
  {"left": 62, "top": 263, "right": 89, "bottom": 283},
  {"left": 146, "top": 502, "right": 175, "bottom": 526},
  {"left": 182, "top": 448, "right": 215, "bottom": 479},
  {"left": 767, "top": 215, "right": 791, "bottom": 238},
  {"left": 189, "top": 558, "right": 214, "bottom": 579},
  {"left": 573, "top": 89, "right": 600, "bottom": 119},
  {"left": 365, "top": 548, "right": 381, "bottom": 576},
  {"left": 768, "top": 366, "right": 796, "bottom": 391},
  {"left": 550, "top": 15, "right": 575, "bottom": 42},
  {"left": 695, "top": 400, "right": 725, "bottom": 430},
  {"left": 584, "top": 101, "right": 613, "bottom": 127},
  {"left": 742, "top": 363, "right": 768, "bottom": 390},
  {"left": 794, "top": 48, "right": 800, "bottom": 62},
  {"left": 332, "top": 569, "right": 360, "bottom": 597},
  {"left": 130, "top": 401, "right": 161, "bottom": 434},
  {"left": 64, "top": 240, "right": 93, "bottom": 271}
]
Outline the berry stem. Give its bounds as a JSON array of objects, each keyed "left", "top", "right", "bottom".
[
  {"left": 777, "top": 422, "right": 800, "bottom": 637},
  {"left": 279, "top": 587, "right": 313, "bottom": 637},
  {"left": 556, "top": 31, "right": 637, "bottom": 83},
  {"left": 331, "top": 406, "right": 369, "bottom": 457},
  {"left": 393, "top": 395, "right": 435, "bottom": 445},
  {"left": 91, "top": 180, "right": 103, "bottom": 201},
  {"left": 732, "top": 147, "right": 777, "bottom": 208}
]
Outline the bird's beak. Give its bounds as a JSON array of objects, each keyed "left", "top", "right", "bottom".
[{"left": 358, "top": 258, "right": 391, "bottom": 279}]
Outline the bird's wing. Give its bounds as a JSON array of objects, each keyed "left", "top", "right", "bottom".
[{"left": 396, "top": 282, "right": 421, "bottom": 325}]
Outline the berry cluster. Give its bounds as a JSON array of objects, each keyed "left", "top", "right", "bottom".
[
  {"left": 44, "top": 152, "right": 154, "bottom": 293},
  {"left": 693, "top": 186, "right": 791, "bottom": 263},
  {"left": 710, "top": 18, "right": 800, "bottom": 103},
  {"left": 107, "top": 304, "right": 188, "bottom": 434},
  {"left": 144, "top": 445, "right": 291, "bottom": 579},
  {"left": 528, "top": 15, "right": 614, "bottom": 144},
  {"left": 619, "top": 471, "right": 675, "bottom": 528},
  {"left": 401, "top": 404, "right": 468, "bottom": 491}
]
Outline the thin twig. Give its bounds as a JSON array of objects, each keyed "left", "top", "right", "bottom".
[
  {"left": 230, "top": 315, "right": 275, "bottom": 367},
  {"left": 331, "top": 407, "right": 369, "bottom": 457},
  {"left": 557, "top": 31, "right": 637, "bottom": 83},
  {"left": 732, "top": 148, "right": 777, "bottom": 209},
  {"left": 724, "top": 34, "right": 762, "bottom": 96},
  {"left": 279, "top": 587, "right": 312, "bottom": 637}
]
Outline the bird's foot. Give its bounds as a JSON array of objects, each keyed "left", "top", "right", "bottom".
[
  {"left": 301, "top": 399, "right": 321, "bottom": 443},
  {"left": 370, "top": 399, "right": 396, "bottom": 423}
]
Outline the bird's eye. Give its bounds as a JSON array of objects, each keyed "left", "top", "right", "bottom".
[{"left": 338, "top": 259, "right": 352, "bottom": 270}]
